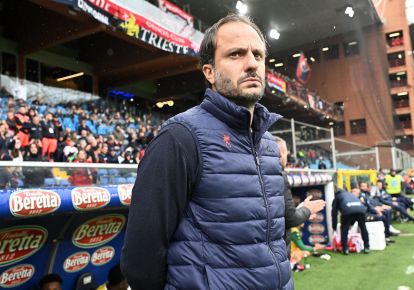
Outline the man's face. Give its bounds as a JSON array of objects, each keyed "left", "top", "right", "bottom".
[
  {"left": 360, "top": 183, "right": 369, "bottom": 192},
  {"left": 277, "top": 141, "right": 288, "bottom": 168},
  {"left": 351, "top": 188, "right": 360, "bottom": 197},
  {"left": 203, "top": 22, "right": 266, "bottom": 107},
  {"left": 41, "top": 281, "right": 61, "bottom": 290}
]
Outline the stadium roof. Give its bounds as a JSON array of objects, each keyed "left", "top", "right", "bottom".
[{"left": 186, "top": 0, "right": 382, "bottom": 53}]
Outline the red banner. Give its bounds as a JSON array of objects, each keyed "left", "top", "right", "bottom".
[{"left": 267, "top": 72, "right": 287, "bottom": 94}]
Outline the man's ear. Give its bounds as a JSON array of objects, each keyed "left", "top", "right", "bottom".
[{"left": 202, "top": 64, "right": 215, "bottom": 87}]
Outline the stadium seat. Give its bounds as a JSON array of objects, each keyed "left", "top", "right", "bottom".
[
  {"left": 113, "top": 177, "right": 127, "bottom": 184},
  {"left": 100, "top": 177, "right": 109, "bottom": 185},
  {"left": 44, "top": 178, "right": 57, "bottom": 187},
  {"left": 126, "top": 176, "right": 136, "bottom": 184}
]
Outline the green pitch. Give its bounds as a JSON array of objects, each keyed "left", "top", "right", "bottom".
[{"left": 293, "top": 222, "right": 414, "bottom": 290}]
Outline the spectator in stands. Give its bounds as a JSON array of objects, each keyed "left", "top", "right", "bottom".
[
  {"left": 23, "top": 142, "right": 52, "bottom": 187},
  {"left": 107, "top": 146, "right": 119, "bottom": 164},
  {"left": 113, "top": 123, "right": 126, "bottom": 144},
  {"left": 99, "top": 144, "right": 109, "bottom": 163},
  {"left": 77, "top": 118, "right": 91, "bottom": 135},
  {"left": 332, "top": 188, "right": 370, "bottom": 255},
  {"left": 38, "top": 273, "right": 63, "bottom": 290},
  {"left": 28, "top": 115, "right": 43, "bottom": 144},
  {"left": 68, "top": 150, "right": 93, "bottom": 186},
  {"left": 41, "top": 112, "right": 60, "bottom": 161},
  {"left": 14, "top": 104, "right": 30, "bottom": 148},
  {"left": 5, "top": 111, "right": 16, "bottom": 135},
  {"left": 0, "top": 121, "right": 12, "bottom": 158}
]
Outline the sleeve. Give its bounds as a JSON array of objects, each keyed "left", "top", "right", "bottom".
[
  {"left": 284, "top": 173, "right": 311, "bottom": 228},
  {"left": 121, "top": 123, "right": 199, "bottom": 290},
  {"left": 291, "top": 230, "right": 313, "bottom": 252},
  {"left": 331, "top": 197, "right": 338, "bottom": 231}
]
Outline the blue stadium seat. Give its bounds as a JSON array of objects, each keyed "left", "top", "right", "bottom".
[
  {"left": 126, "top": 176, "right": 136, "bottom": 184},
  {"left": 59, "top": 179, "right": 71, "bottom": 186},
  {"left": 100, "top": 177, "right": 109, "bottom": 185},
  {"left": 113, "top": 177, "right": 127, "bottom": 184},
  {"left": 44, "top": 178, "right": 57, "bottom": 187}
]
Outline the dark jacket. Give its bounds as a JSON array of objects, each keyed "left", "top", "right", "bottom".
[
  {"left": 163, "top": 90, "right": 292, "bottom": 290},
  {"left": 332, "top": 189, "right": 367, "bottom": 230},
  {"left": 122, "top": 89, "right": 293, "bottom": 290}
]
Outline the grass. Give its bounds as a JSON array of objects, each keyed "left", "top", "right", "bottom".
[{"left": 293, "top": 221, "right": 414, "bottom": 290}]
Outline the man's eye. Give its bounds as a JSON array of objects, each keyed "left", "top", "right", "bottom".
[
  {"left": 230, "top": 52, "right": 240, "bottom": 57},
  {"left": 254, "top": 53, "right": 263, "bottom": 60}
]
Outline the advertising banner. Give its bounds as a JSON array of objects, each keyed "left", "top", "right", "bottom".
[
  {"left": 74, "top": 0, "right": 203, "bottom": 55},
  {"left": 267, "top": 72, "right": 287, "bottom": 94}
]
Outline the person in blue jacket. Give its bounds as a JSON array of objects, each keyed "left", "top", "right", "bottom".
[
  {"left": 121, "top": 14, "right": 293, "bottom": 290},
  {"left": 332, "top": 188, "right": 370, "bottom": 255}
]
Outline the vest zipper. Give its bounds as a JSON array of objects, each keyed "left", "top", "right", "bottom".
[{"left": 249, "top": 130, "right": 282, "bottom": 290}]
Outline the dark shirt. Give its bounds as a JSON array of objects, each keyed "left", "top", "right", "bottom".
[
  {"left": 121, "top": 123, "right": 199, "bottom": 290},
  {"left": 28, "top": 123, "right": 42, "bottom": 140}
]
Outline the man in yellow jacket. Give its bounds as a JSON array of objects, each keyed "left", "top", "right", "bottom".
[{"left": 384, "top": 169, "right": 404, "bottom": 197}]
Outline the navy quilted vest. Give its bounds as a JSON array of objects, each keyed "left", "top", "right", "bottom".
[{"left": 164, "top": 89, "right": 293, "bottom": 290}]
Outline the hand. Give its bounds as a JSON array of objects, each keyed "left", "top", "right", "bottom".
[
  {"left": 313, "top": 243, "right": 325, "bottom": 251},
  {"left": 301, "top": 196, "right": 326, "bottom": 214},
  {"left": 375, "top": 206, "right": 383, "bottom": 215},
  {"left": 382, "top": 205, "right": 391, "bottom": 210}
]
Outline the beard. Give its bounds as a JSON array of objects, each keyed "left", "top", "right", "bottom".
[{"left": 213, "top": 69, "right": 265, "bottom": 108}]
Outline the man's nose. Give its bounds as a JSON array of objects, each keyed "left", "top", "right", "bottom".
[{"left": 243, "top": 51, "right": 259, "bottom": 71}]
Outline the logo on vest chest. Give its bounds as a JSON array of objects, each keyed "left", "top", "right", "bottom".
[{"left": 223, "top": 134, "right": 231, "bottom": 148}]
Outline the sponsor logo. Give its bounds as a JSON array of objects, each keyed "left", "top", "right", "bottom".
[
  {"left": 72, "top": 214, "right": 125, "bottom": 248},
  {"left": 308, "top": 176, "right": 316, "bottom": 185},
  {"left": 71, "top": 187, "right": 111, "bottom": 211},
  {"left": 308, "top": 235, "right": 325, "bottom": 244},
  {"left": 91, "top": 246, "right": 115, "bottom": 266},
  {"left": 308, "top": 223, "right": 325, "bottom": 234},
  {"left": 63, "top": 252, "right": 90, "bottom": 273},
  {"left": 311, "top": 213, "right": 325, "bottom": 223},
  {"left": 306, "top": 189, "right": 323, "bottom": 199},
  {"left": 0, "top": 264, "right": 35, "bottom": 288},
  {"left": 0, "top": 226, "right": 47, "bottom": 267},
  {"left": 118, "top": 184, "right": 133, "bottom": 206},
  {"left": 301, "top": 175, "right": 310, "bottom": 185},
  {"left": 9, "top": 189, "right": 61, "bottom": 217},
  {"left": 293, "top": 175, "right": 302, "bottom": 186}
]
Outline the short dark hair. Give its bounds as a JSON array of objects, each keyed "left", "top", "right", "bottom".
[
  {"left": 39, "top": 273, "right": 62, "bottom": 288},
  {"left": 199, "top": 14, "right": 267, "bottom": 68}
]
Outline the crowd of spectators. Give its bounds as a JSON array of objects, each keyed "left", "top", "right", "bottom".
[
  {"left": 269, "top": 70, "right": 344, "bottom": 116},
  {"left": 0, "top": 88, "right": 167, "bottom": 165}
]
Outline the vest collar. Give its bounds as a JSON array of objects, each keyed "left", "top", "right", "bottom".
[{"left": 201, "top": 89, "right": 282, "bottom": 140}]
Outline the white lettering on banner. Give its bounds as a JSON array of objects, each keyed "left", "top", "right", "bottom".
[
  {"left": 140, "top": 28, "right": 188, "bottom": 54},
  {"left": 0, "top": 234, "right": 43, "bottom": 255},
  {"left": 64, "top": 256, "right": 89, "bottom": 269},
  {"left": 0, "top": 266, "right": 34, "bottom": 285},
  {"left": 72, "top": 190, "right": 110, "bottom": 206},
  {"left": 73, "top": 222, "right": 123, "bottom": 241},
  {"left": 78, "top": 0, "right": 109, "bottom": 25},
  {"left": 88, "top": 0, "right": 111, "bottom": 12},
  {"left": 346, "top": 202, "right": 362, "bottom": 207},
  {"left": 11, "top": 195, "right": 59, "bottom": 213}
]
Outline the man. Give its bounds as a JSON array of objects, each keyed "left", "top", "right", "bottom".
[
  {"left": 359, "top": 182, "right": 398, "bottom": 237},
  {"left": 38, "top": 273, "right": 62, "bottom": 290},
  {"left": 354, "top": 186, "right": 396, "bottom": 243},
  {"left": 121, "top": 14, "right": 293, "bottom": 290},
  {"left": 276, "top": 136, "right": 326, "bottom": 257},
  {"left": 384, "top": 169, "right": 404, "bottom": 197},
  {"left": 374, "top": 181, "right": 414, "bottom": 222},
  {"left": 332, "top": 188, "right": 370, "bottom": 255}
]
